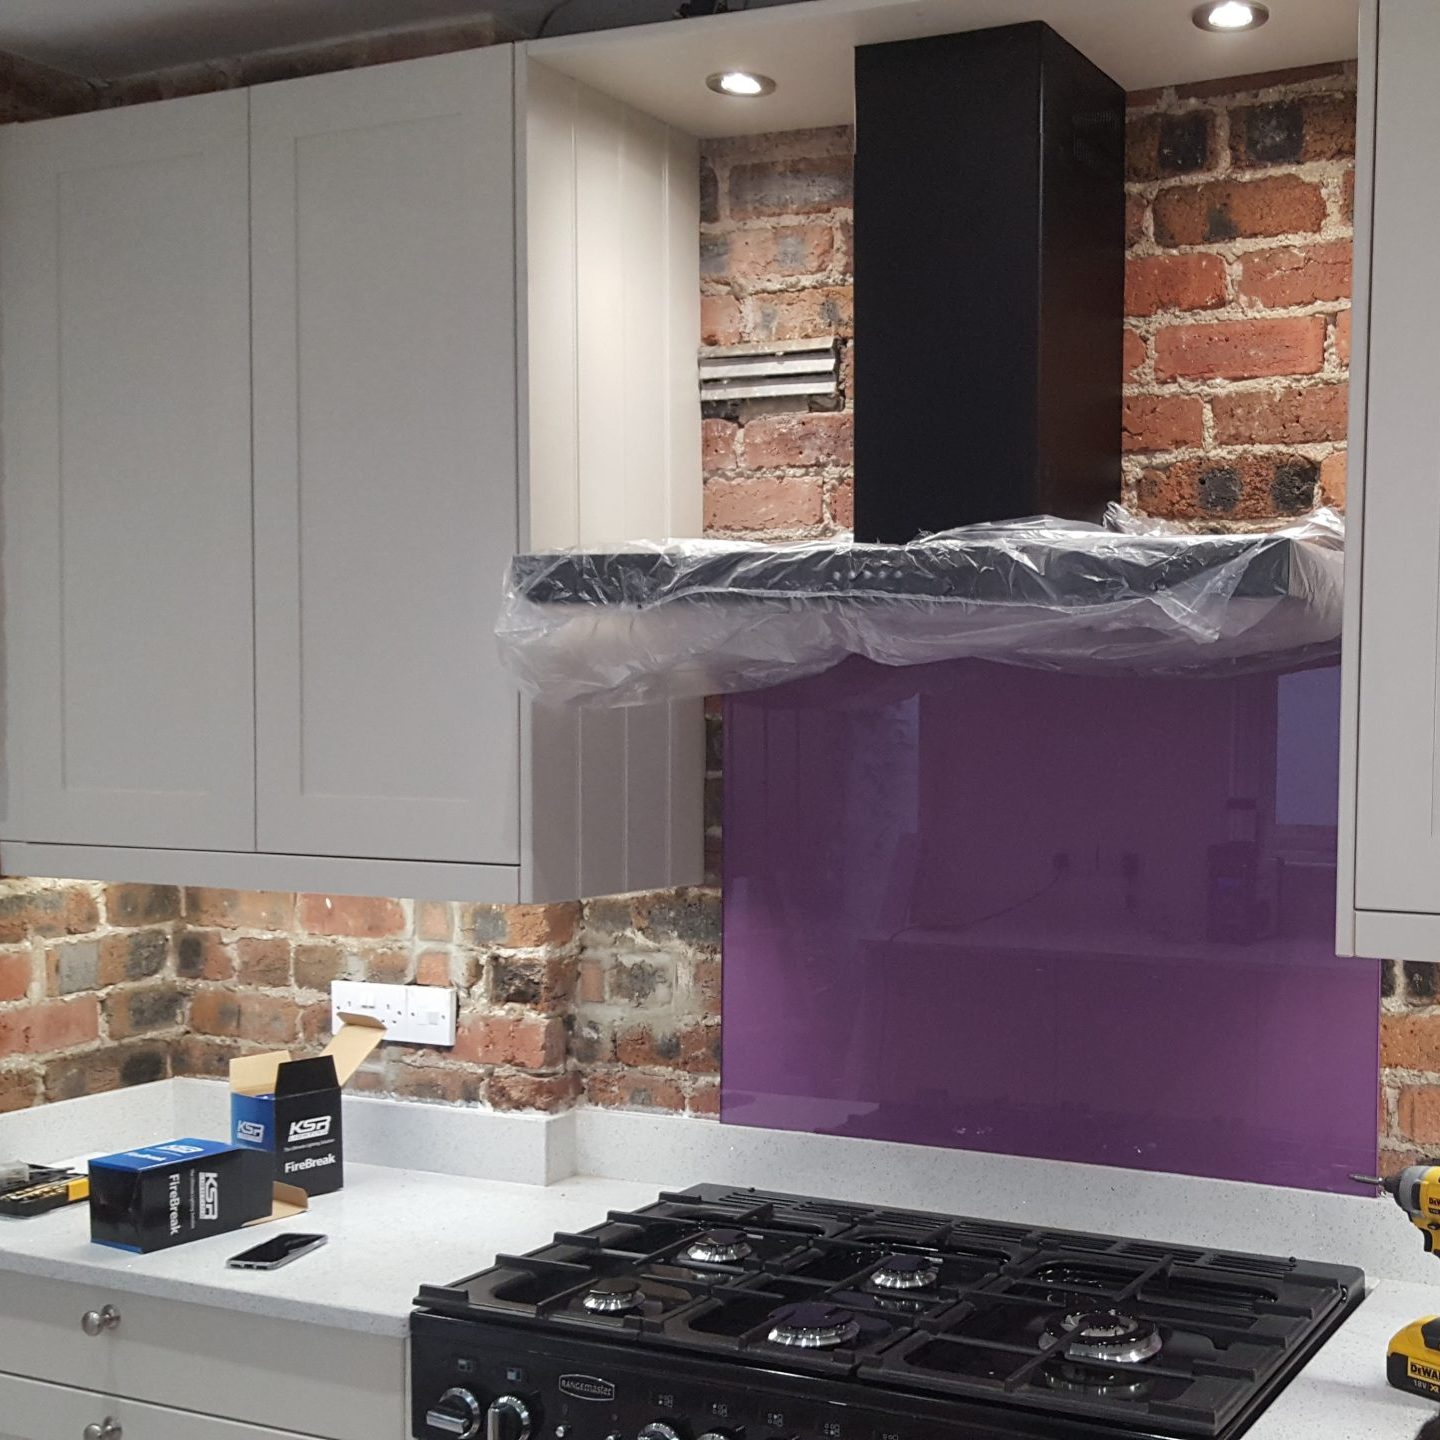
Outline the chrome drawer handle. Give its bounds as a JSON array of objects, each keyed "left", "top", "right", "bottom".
[
  {"left": 81, "top": 1305, "right": 120, "bottom": 1336},
  {"left": 83, "top": 1421, "right": 121, "bottom": 1440}
]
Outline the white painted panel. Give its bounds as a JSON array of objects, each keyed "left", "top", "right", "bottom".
[
  {"left": 1351, "top": 0, "right": 1440, "bottom": 914},
  {"left": 0, "top": 1273, "right": 404, "bottom": 1439},
  {"left": 0, "top": 842, "right": 521, "bottom": 904},
  {"left": 519, "top": 60, "right": 703, "bottom": 899},
  {"left": 251, "top": 49, "right": 520, "bottom": 864},
  {"left": 0, "top": 93, "right": 254, "bottom": 851}
]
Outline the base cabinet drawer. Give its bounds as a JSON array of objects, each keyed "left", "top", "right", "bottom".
[
  {"left": 0, "top": 1273, "right": 404, "bottom": 1440},
  {"left": 0, "top": 1370, "right": 317, "bottom": 1440}
]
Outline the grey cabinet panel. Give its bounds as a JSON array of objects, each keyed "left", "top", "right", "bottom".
[
  {"left": 0, "top": 93, "right": 255, "bottom": 851},
  {"left": 250, "top": 51, "right": 521, "bottom": 864}
]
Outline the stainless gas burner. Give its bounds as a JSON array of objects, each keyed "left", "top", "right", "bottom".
[
  {"left": 871, "top": 1253, "right": 940, "bottom": 1291},
  {"left": 767, "top": 1301, "right": 863, "bottom": 1349},
  {"left": 1043, "top": 1360, "right": 1154, "bottom": 1400},
  {"left": 581, "top": 1277, "right": 644, "bottom": 1314},
  {"left": 1047, "top": 1309, "right": 1164, "bottom": 1366},
  {"left": 684, "top": 1227, "right": 754, "bottom": 1264}
]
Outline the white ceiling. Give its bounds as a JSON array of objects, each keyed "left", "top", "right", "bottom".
[{"left": 534, "top": 0, "right": 1362, "bottom": 136}]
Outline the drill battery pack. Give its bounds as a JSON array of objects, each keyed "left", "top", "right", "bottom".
[{"left": 1387, "top": 1316, "right": 1440, "bottom": 1398}]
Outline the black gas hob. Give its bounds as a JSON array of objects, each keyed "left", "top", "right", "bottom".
[{"left": 410, "top": 1184, "right": 1363, "bottom": 1440}]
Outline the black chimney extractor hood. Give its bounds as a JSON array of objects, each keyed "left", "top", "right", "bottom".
[{"left": 852, "top": 22, "right": 1126, "bottom": 543}]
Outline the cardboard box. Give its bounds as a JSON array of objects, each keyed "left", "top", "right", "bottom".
[
  {"left": 229, "top": 1016, "right": 384, "bottom": 1196},
  {"left": 88, "top": 1138, "right": 308, "bottom": 1254}
]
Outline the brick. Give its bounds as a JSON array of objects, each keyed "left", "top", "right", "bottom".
[
  {"left": 0, "top": 1068, "right": 38, "bottom": 1113},
  {"left": 607, "top": 957, "right": 675, "bottom": 1008},
  {"left": 749, "top": 286, "right": 853, "bottom": 342},
  {"left": 0, "top": 886, "right": 99, "bottom": 943},
  {"left": 1230, "top": 93, "right": 1356, "bottom": 168},
  {"left": 1139, "top": 453, "right": 1319, "bottom": 520},
  {"left": 1333, "top": 307, "right": 1351, "bottom": 365},
  {"left": 1152, "top": 175, "right": 1326, "bottom": 246},
  {"left": 701, "top": 222, "right": 836, "bottom": 284},
  {"left": 491, "top": 956, "right": 577, "bottom": 1011},
  {"left": 1341, "top": 168, "right": 1355, "bottom": 223},
  {"left": 1398, "top": 1087, "right": 1440, "bottom": 1146},
  {"left": 702, "top": 418, "right": 738, "bottom": 473},
  {"left": 0, "top": 996, "right": 99, "bottom": 1055},
  {"left": 233, "top": 937, "right": 291, "bottom": 987},
  {"left": 384, "top": 1061, "right": 485, "bottom": 1106},
  {"left": 831, "top": 478, "right": 854, "bottom": 531},
  {"left": 488, "top": 1070, "right": 582, "bottom": 1112},
  {"left": 1382, "top": 1148, "right": 1428, "bottom": 1181},
  {"left": 299, "top": 1001, "right": 333, "bottom": 1047},
  {"left": 298, "top": 893, "right": 407, "bottom": 939},
  {"left": 743, "top": 411, "right": 853, "bottom": 469},
  {"left": 700, "top": 294, "right": 744, "bottom": 346},
  {"left": 105, "top": 883, "right": 181, "bottom": 926},
  {"left": 1125, "top": 110, "right": 1215, "bottom": 182},
  {"left": 506, "top": 903, "right": 580, "bottom": 949},
  {"left": 185, "top": 889, "right": 294, "bottom": 931},
  {"left": 43, "top": 1039, "right": 168, "bottom": 1102},
  {"left": 633, "top": 889, "right": 722, "bottom": 947},
  {"left": 704, "top": 476, "right": 824, "bottom": 533},
  {"left": 1125, "top": 253, "right": 1227, "bottom": 316},
  {"left": 0, "top": 947, "right": 33, "bottom": 1002},
  {"left": 414, "top": 900, "right": 453, "bottom": 943},
  {"left": 364, "top": 947, "right": 411, "bottom": 983},
  {"left": 570, "top": 1020, "right": 613, "bottom": 1066},
  {"left": 453, "top": 1013, "right": 566, "bottom": 1070},
  {"left": 699, "top": 158, "right": 720, "bottom": 223},
  {"left": 688, "top": 1079, "right": 721, "bottom": 1117},
  {"left": 1320, "top": 450, "right": 1347, "bottom": 508},
  {"left": 1405, "top": 959, "right": 1439, "bottom": 1002},
  {"left": 1238, "top": 241, "right": 1352, "bottom": 309},
  {"left": 417, "top": 950, "right": 452, "bottom": 987},
  {"left": 615, "top": 1022, "right": 719, "bottom": 1075},
  {"left": 1123, "top": 329, "right": 1147, "bottom": 381},
  {"left": 98, "top": 929, "right": 169, "bottom": 986},
  {"left": 1122, "top": 394, "right": 1205, "bottom": 453},
  {"left": 585, "top": 1069, "right": 685, "bottom": 1112},
  {"left": 1382, "top": 1014, "right": 1440, "bottom": 1070},
  {"left": 728, "top": 155, "right": 852, "bottom": 219},
  {"left": 1210, "top": 385, "right": 1347, "bottom": 445},
  {"left": 189, "top": 989, "right": 299, "bottom": 1045},
  {"left": 104, "top": 984, "right": 183, "bottom": 1039},
  {"left": 1175, "top": 62, "right": 1348, "bottom": 101},
  {"left": 1153, "top": 317, "right": 1325, "bottom": 382},
  {"left": 171, "top": 1035, "right": 241, "bottom": 1079},
  {"left": 177, "top": 931, "right": 234, "bottom": 981},
  {"left": 294, "top": 942, "right": 352, "bottom": 992},
  {"left": 578, "top": 959, "right": 606, "bottom": 1005},
  {"left": 1125, "top": 194, "right": 1147, "bottom": 248}
]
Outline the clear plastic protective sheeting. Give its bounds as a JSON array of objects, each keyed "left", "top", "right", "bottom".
[{"left": 496, "top": 508, "right": 1345, "bottom": 707}]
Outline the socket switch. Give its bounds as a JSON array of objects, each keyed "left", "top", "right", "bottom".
[{"left": 330, "top": 979, "right": 456, "bottom": 1047}]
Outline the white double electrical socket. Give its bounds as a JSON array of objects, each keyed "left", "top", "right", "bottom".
[{"left": 330, "top": 979, "right": 457, "bottom": 1047}]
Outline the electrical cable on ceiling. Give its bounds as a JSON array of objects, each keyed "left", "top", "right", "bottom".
[{"left": 535, "top": 0, "right": 584, "bottom": 37}]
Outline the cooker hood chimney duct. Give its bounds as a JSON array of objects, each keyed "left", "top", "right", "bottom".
[{"left": 852, "top": 23, "right": 1126, "bottom": 544}]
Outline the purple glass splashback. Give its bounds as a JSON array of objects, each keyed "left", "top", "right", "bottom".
[{"left": 721, "top": 656, "right": 1379, "bottom": 1194}]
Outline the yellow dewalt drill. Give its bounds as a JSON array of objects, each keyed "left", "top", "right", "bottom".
[{"left": 1385, "top": 1165, "right": 1440, "bottom": 1398}]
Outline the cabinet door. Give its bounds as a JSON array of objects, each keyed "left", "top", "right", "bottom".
[
  {"left": 0, "top": 93, "right": 255, "bottom": 850},
  {"left": 0, "top": 1371, "right": 325, "bottom": 1440},
  {"left": 251, "top": 50, "right": 520, "bottom": 864},
  {"left": 1352, "top": 0, "right": 1440, "bottom": 914}
]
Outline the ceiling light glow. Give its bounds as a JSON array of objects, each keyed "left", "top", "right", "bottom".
[
  {"left": 706, "top": 70, "right": 777, "bottom": 97},
  {"left": 1193, "top": 1, "right": 1270, "bottom": 31}
]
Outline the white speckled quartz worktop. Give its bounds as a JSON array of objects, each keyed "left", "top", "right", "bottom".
[{"left": 2, "top": 1078, "right": 1439, "bottom": 1437}]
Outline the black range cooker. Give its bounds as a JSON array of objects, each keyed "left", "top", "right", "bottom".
[{"left": 410, "top": 1184, "right": 1363, "bottom": 1440}]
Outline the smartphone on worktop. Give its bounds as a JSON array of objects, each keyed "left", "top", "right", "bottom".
[{"left": 227, "top": 1232, "right": 327, "bottom": 1270}]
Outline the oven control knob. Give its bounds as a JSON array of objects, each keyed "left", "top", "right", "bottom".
[
  {"left": 638, "top": 1425, "right": 682, "bottom": 1440},
  {"left": 487, "top": 1395, "right": 534, "bottom": 1440},
  {"left": 426, "top": 1388, "right": 483, "bottom": 1439}
]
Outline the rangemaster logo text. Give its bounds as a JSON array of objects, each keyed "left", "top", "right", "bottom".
[
  {"left": 287, "top": 1115, "right": 333, "bottom": 1144},
  {"left": 558, "top": 1375, "right": 616, "bottom": 1403}
]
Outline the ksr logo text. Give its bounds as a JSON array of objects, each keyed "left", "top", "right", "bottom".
[{"left": 287, "top": 1115, "right": 333, "bottom": 1144}]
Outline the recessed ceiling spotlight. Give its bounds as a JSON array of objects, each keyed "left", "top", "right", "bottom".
[
  {"left": 706, "top": 70, "right": 777, "bottom": 97},
  {"left": 1193, "top": 1, "right": 1270, "bottom": 31}
]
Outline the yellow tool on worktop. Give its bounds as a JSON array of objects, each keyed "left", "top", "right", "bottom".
[{"left": 1384, "top": 1165, "right": 1440, "bottom": 1398}]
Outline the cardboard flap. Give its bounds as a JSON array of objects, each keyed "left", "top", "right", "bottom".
[
  {"left": 243, "top": 1182, "right": 311, "bottom": 1228},
  {"left": 229, "top": 1050, "right": 291, "bottom": 1097},
  {"left": 323, "top": 1013, "right": 385, "bottom": 1085},
  {"left": 275, "top": 1054, "right": 337, "bottom": 1097}
]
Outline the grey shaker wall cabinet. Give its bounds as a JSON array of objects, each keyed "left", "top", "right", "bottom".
[
  {"left": 0, "top": 46, "right": 703, "bottom": 903},
  {"left": 1340, "top": 0, "right": 1440, "bottom": 960}
]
